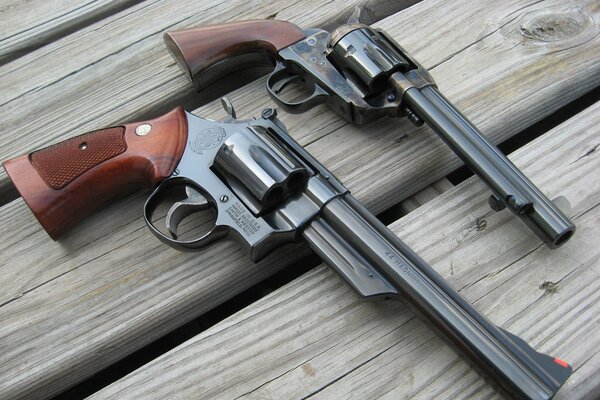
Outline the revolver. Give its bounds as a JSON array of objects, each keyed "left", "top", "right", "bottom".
[
  {"left": 164, "top": 15, "right": 576, "bottom": 248},
  {"left": 3, "top": 101, "right": 571, "bottom": 399}
]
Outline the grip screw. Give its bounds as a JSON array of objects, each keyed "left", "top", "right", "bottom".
[
  {"left": 220, "top": 195, "right": 229, "bottom": 203},
  {"left": 135, "top": 124, "right": 152, "bottom": 136}
]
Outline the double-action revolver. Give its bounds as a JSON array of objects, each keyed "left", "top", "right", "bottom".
[{"left": 4, "top": 99, "right": 571, "bottom": 399}]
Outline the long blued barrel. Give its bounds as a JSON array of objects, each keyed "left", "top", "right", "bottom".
[
  {"left": 404, "top": 86, "right": 575, "bottom": 248},
  {"left": 302, "top": 194, "right": 571, "bottom": 400}
]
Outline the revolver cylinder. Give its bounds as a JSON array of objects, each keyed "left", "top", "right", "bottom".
[
  {"left": 213, "top": 126, "right": 308, "bottom": 214},
  {"left": 327, "top": 24, "right": 410, "bottom": 93}
]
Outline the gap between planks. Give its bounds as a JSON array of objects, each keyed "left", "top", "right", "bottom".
[{"left": 0, "top": 0, "right": 145, "bottom": 65}]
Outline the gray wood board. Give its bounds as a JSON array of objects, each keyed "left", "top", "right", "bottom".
[
  {"left": 89, "top": 100, "right": 600, "bottom": 400},
  {"left": 0, "top": 0, "right": 598, "bottom": 398},
  {"left": 0, "top": 0, "right": 141, "bottom": 64},
  {"left": 400, "top": 178, "right": 454, "bottom": 214}
]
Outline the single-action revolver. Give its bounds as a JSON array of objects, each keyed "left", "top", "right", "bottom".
[
  {"left": 164, "top": 16, "right": 576, "bottom": 248},
  {"left": 4, "top": 101, "right": 571, "bottom": 399}
]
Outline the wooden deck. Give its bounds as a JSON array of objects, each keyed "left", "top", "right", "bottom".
[{"left": 0, "top": 0, "right": 598, "bottom": 399}]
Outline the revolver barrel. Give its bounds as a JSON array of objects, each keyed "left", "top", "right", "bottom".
[
  {"left": 327, "top": 23, "right": 574, "bottom": 248},
  {"left": 303, "top": 194, "right": 572, "bottom": 400},
  {"left": 403, "top": 85, "right": 575, "bottom": 248}
]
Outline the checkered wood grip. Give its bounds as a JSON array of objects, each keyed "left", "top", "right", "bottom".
[
  {"left": 3, "top": 107, "right": 188, "bottom": 239},
  {"left": 30, "top": 127, "right": 126, "bottom": 190}
]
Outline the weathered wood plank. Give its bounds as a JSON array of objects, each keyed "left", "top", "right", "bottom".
[
  {"left": 88, "top": 101, "right": 600, "bottom": 400},
  {"left": 400, "top": 178, "right": 454, "bottom": 214},
  {"left": 0, "top": 0, "right": 598, "bottom": 398},
  {"left": 0, "top": 0, "right": 417, "bottom": 204},
  {"left": 1, "top": 0, "right": 597, "bottom": 204},
  {"left": 0, "top": 0, "right": 140, "bottom": 65}
]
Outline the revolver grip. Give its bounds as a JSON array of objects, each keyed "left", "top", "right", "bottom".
[
  {"left": 164, "top": 20, "right": 306, "bottom": 92},
  {"left": 3, "top": 107, "right": 188, "bottom": 239}
]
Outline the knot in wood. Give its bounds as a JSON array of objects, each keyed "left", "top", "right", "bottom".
[{"left": 519, "top": 10, "right": 591, "bottom": 43}]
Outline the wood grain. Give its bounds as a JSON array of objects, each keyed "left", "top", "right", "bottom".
[
  {"left": 0, "top": 0, "right": 597, "bottom": 398},
  {"left": 164, "top": 20, "right": 306, "bottom": 91},
  {"left": 88, "top": 101, "right": 600, "bottom": 400},
  {"left": 0, "top": 0, "right": 139, "bottom": 64},
  {"left": 3, "top": 107, "right": 187, "bottom": 238},
  {"left": 400, "top": 178, "right": 454, "bottom": 214}
]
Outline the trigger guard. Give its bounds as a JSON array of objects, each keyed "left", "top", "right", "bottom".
[
  {"left": 267, "top": 67, "right": 330, "bottom": 114},
  {"left": 144, "top": 180, "right": 229, "bottom": 251},
  {"left": 166, "top": 186, "right": 210, "bottom": 239}
]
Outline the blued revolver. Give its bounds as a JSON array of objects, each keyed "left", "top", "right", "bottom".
[
  {"left": 4, "top": 100, "right": 571, "bottom": 399},
  {"left": 164, "top": 15, "right": 576, "bottom": 248}
]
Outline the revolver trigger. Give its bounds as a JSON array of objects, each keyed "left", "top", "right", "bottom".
[
  {"left": 271, "top": 74, "right": 303, "bottom": 95},
  {"left": 166, "top": 186, "right": 210, "bottom": 239}
]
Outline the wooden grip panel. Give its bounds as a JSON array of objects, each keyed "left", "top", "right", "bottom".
[
  {"left": 3, "top": 107, "right": 188, "bottom": 239},
  {"left": 164, "top": 20, "right": 306, "bottom": 90},
  {"left": 30, "top": 127, "right": 127, "bottom": 190}
]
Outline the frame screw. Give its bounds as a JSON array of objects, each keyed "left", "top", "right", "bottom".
[{"left": 220, "top": 195, "right": 229, "bottom": 203}]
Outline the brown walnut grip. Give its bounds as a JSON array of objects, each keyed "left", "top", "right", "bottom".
[
  {"left": 164, "top": 20, "right": 305, "bottom": 91},
  {"left": 3, "top": 107, "right": 188, "bottom": 239}
]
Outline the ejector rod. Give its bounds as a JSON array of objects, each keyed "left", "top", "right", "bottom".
[
  {"left": 402, "top": 85, "right": 574, "bottom": 248},
  {"left": 302, "top": 194, "right": 571, "bottom": 400}
]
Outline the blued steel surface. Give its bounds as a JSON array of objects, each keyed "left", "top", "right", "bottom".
[{"left": 144, "top": 104, "right": 572, "bottom": 399}]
